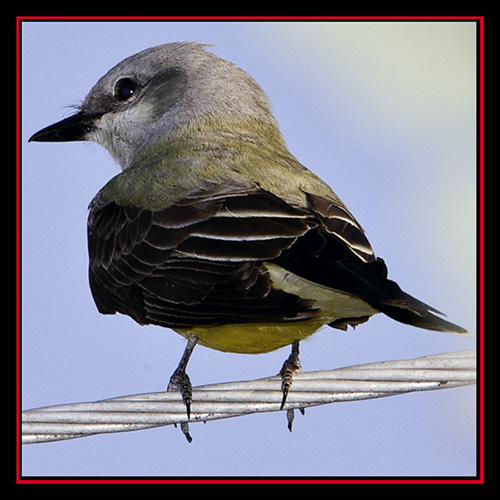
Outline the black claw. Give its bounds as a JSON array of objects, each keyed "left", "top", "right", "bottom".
[
  {"left": 280, "top": 378, "right": 293, "bottom": 410},
  {"left": 167, "top": 336, "right": 198, "bottom": 428},
  {"left": 167, "top": 369, "right": 193, "bottom": 418},
  {"left": 279, "top": 342, "right": 301, "bottom": 409},
  {"left": 173, "top": 421, "right": 193, "bottom": 443},
  {"left": 181, "top": 422, "right": 193, "bottom": 443},
  {"left": 286, "top": 409, "right": 294, "bottom": 432}
]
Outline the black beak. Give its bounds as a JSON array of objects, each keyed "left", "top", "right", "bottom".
[{"left": 29, "top": 111, "right": 100, "bottom": 143}]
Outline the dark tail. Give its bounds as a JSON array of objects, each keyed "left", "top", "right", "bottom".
[
  {"left": 341, "top": 257, "right": 469, "bottom": 334},
  {"left": 371, "top": 289, "right": 468, "bottom": 334}
]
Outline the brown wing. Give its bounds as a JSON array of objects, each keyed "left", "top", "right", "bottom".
[{"left": 87, "top": 185, "right": 319, "bottom": 329}]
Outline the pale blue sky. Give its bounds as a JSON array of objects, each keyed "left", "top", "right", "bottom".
[{"left": 21, "top": 20, "right": 477, "bottom": 478}]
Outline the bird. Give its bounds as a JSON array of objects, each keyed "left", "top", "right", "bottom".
[{"left": 30, "top": 42, "right": 468, "bottom": 441}]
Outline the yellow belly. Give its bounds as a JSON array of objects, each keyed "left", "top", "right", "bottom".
[
  {"left": 174, "top": 263, "right": 378, "bottom": 354},
  {"left": 175, "top": 317, "right": 328, "bottom": 354}
]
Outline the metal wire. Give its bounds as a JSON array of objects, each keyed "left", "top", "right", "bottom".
[{"left": 21, "top": 349, "right": 476, "bottom": 444}]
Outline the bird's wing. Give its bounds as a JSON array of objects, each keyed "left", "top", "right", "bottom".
[
  {"left": 273, "top": 191, "right": 467, "bottom": 333},
  {"left": 87, "top": 182, "right": 319, "bottom": 329},
  {"left": 88, "top": 181, "right": 467, "bottom": 334}
]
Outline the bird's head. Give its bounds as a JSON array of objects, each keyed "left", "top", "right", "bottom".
[{"left": 29, "top": 42, "right": 278, "bottom": 169}]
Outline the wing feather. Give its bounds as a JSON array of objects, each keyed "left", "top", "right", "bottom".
[
  {"left": 88, "top": 183, "right": 466, "bottom": 334},
  {"left": 88, "top": 186, "right": 317, "bottom": 327}
]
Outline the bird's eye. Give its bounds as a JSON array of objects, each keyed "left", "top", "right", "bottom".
[{"left": 114, "top": 78, "right": 138, "bottom": 102}]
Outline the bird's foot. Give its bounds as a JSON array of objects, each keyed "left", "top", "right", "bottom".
[
  {"left": 279, "top": 342, "right": 301, "bottom": 410},
  {"left": 167, "top": 335, "right": 197, "bottom": 442},
  {"left": 167, "top": 366, "right": 193, "bottom": 419}
]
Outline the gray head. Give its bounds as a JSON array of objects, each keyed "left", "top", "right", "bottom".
[{"left": 30, "top": 42, "right": 278, "bottom": 168}]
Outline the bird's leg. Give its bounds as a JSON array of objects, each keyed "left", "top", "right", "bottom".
[
  {"left": 279, "top": 341, "right": 301, "bottom": 410},
  {"left": 279, "top": 342, "right": 304, "bottom": 431},
  {"left": 167, "top": 334, "right": 198, "bottom": 422}
]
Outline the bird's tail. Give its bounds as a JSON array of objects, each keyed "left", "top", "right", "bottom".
[
  {"left": 344, "top": 258, "right": 469, "bottom": 334},
  {"left": 313, "top": 256, "right": 470, "bottom": 335},
  {"left": 372, "top": 292, "right": 469, "bottom": 334}
]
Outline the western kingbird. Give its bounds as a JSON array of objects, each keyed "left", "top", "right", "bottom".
[{"left": 30, "top": 42, "right": 468, "bottom": 439}]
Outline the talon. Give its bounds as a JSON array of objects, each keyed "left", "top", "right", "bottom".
[
  {"left": 167, "top": 335, "right": 197, "bottom": 419},
  {"left": 279, "top": 342, "right": 301, "bottom": 409},
  {"left": 180, "top": 422, "right": 193, "bottom": 443},
  {"left": 280, "top": 368, "right": 295, "bottom": 410},
  {"left": 167, "top": 368, "right": 193, "bottom": 419},
  {"left": 286, "top": 409, "right": 294, "bottom": 432},
  {"left": 173, "top": 421, "right": 193, "bottom": 443},
  {"left": 286, "top": 407, "right": 305, "bottom": 432}
]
